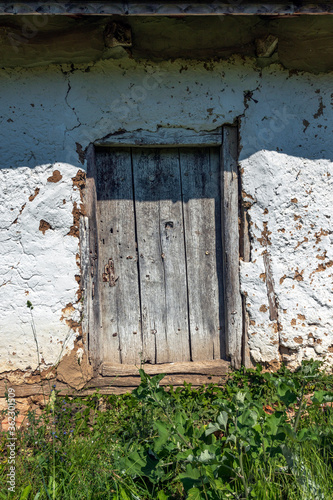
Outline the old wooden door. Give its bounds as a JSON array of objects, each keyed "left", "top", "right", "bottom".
[{"left": 95, "top": 146, "right": 225, "bottom": 366}]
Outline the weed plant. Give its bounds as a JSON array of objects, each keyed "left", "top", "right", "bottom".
[{"left": 0, "top": 360, "right": 333, "bottom": 499}]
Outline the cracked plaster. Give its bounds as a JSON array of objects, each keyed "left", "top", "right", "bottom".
[{"left": 0, "top": 56, "right": 332, "bottom": 373}]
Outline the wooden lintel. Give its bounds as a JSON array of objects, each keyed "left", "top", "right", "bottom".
[
  {"left": 0, "top": 2, "right": 333, "bottom": 16},
  {"left": 95, "top": 128, "right": 223, "bottom": 148}
]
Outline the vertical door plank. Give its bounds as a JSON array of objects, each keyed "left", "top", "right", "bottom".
[
  {"left": 180, "top": 147, "right": 224, "bottom": 361},
  {"left": 132, "top": 148, "right": 190, "bottom": 364},
  {"left": 95, "top": 148, "right": 142, "bottom": 365},
  {"left": 84, "top": 144, "right": 103, "bottom": 372},
  {"left": 222, "top": 126, "right": 242, "bottom": 369}
]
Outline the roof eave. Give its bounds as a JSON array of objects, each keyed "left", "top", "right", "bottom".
[{"left": 1, "top": 2, "right": 333, "bottom": 16}]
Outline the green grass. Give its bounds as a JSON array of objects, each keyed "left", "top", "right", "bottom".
[{"left": 1, "top": 360, "right": 333, "bottom": 499}]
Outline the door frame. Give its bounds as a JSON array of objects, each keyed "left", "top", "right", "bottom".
[{"left": 82, "top": 125, "right": 243, "bottom": 377}]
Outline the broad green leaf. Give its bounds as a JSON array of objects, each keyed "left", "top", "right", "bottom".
[
  {"left": 311, "top": 391, "right": 333, "bottom": 404},
  {"left": 187, "top": 487, "right": 203, "bottom": 500},
  {"left": 226, "top": 434, "right": 236, "bottom": 445},
  {"left": 138, "top": 368, "right": 148, "bottom": 383},
  {"left": 179, "top": 464, "right": 201, "bottom": 481},
  {"left": 179, "top": 464, "right": 202, "bottom": 492},
  {"left": 204, "top": 464, "right": 215, "bottom": 482},
  {"left": 157, "top": 491, "right": 168, "bottom": 500},
  {"left": 265, "top": 412, "right": 283, "bottom": 435},
  {"left": 297, "top": 428, "right": 319, "bottom": 443},
  {"left": 277, "top": 382, "right": 291, "bottom": 396},
  {"left": 198, "top": 449, "right": 216, "bottom": 463},
  {"left": 116, "top": 448, "right": 147, "bottom": 477},
  {"left": 205, "top": 422, "right": 220, "bottom": 437},
  {"left": 19, "top": 485, "right": 32, "bottom": 500},
  {"left": 276, "top": 383, "right": 297, "bottom": 406},
  {"left": 238, "top": 408, "right": 258, "bottom": 427},
  {"left": 150, "top": 372, "right": 166, "bottom": 387},
  {"left": 234, "top": 392, "right": 246, "bottom": 405},
  {"left": 217, "top": 411, "right": 228, "bottom": 430},
  {"left": 175, "top": 411, "right": 186, "bottom": 426},
  {"left": 217, "top": 452, "right": 238, "bottom": 479},
  {"left": 283, "top": 425, "right": 297, "bottom": 440},
  {"left": 297, "top": 359, "right": 322, "bottom": 378},
  {"left": 154, "top": 421, "right": 170, "bottom": 451}
]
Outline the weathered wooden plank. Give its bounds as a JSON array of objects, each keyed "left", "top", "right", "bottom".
[
  {"left": 95, "top": 148, "right": 142, "bottom": 365},
  {"left": 239, "top": 173, "right": 254, "bottom": 369},
  {"left": 180, "top": 147, "right": 224, "bottom": 361},
  {"left": 0, "top": 362, "right": 229, "bottom": 397},
  {"left": 0, "top": 378, "right": 224, "bottom": 398},
  {"left": 263, "top": 252, "right": 279, "bottom": 322},
  {"left": 1, "top": 2, "right": 333, "bottom": 16},
  {"left": 102, "top": 359, "right": 229, "bottom": 376},
  {"left": 85, "top": 144, "right": 103, "bottom": 372},
  {"left": 79, "top": 216, "right": 90, "bottom": 340},
  {"left": 87, "top": 374, "right": 225, "bottom": 387},
  {"left": 221, "top": 126, "right": 242, "bottom": 369},
  {"left": 98, "top": 128, "right": 223, "bottom": 147},
  {"left": 132, "top": 148, "right": 190, "bottom": 364}
]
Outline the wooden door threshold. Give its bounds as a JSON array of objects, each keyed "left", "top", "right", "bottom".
[
  {"left": 98, "top": 360, "right": 230, "bottom": 392},
  {"left": 102, "top": 360, "right": 229, "bottom": 376},
  {"left": 0, "top": 361, "right": 230, "bottom": 399}
]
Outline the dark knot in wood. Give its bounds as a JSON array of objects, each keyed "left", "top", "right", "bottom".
[{"left": 103, "top": 258, "right": 118, "bottom": 287}]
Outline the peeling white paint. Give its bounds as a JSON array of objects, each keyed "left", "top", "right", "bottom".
[
  {"left": 0, "top": 163, "right": 82, "bottom": 371},
  {"left": 0, "top": 56, "right": 332, "bottom": 372},
  {"left": 240, "top": 151, "right": 333, "bottom": 368}
]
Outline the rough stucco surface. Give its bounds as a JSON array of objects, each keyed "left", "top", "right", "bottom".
[
  {"left": 0, "top": 163, "right": 82, "bottom": 371},
  {"left": 0, "top": 56, "right": 332, "bottom": 373},
  {"left": 240, "top": 152, "right": 333, "bottom": 367}
]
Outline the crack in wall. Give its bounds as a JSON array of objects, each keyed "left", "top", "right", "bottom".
[{"left": 63, "top": 76, "right": 82, "bottom": 148}]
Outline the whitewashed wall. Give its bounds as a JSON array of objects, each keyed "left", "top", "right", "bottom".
[{"left": 0, "top": 57, "right": 332, "bottom": 373}]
